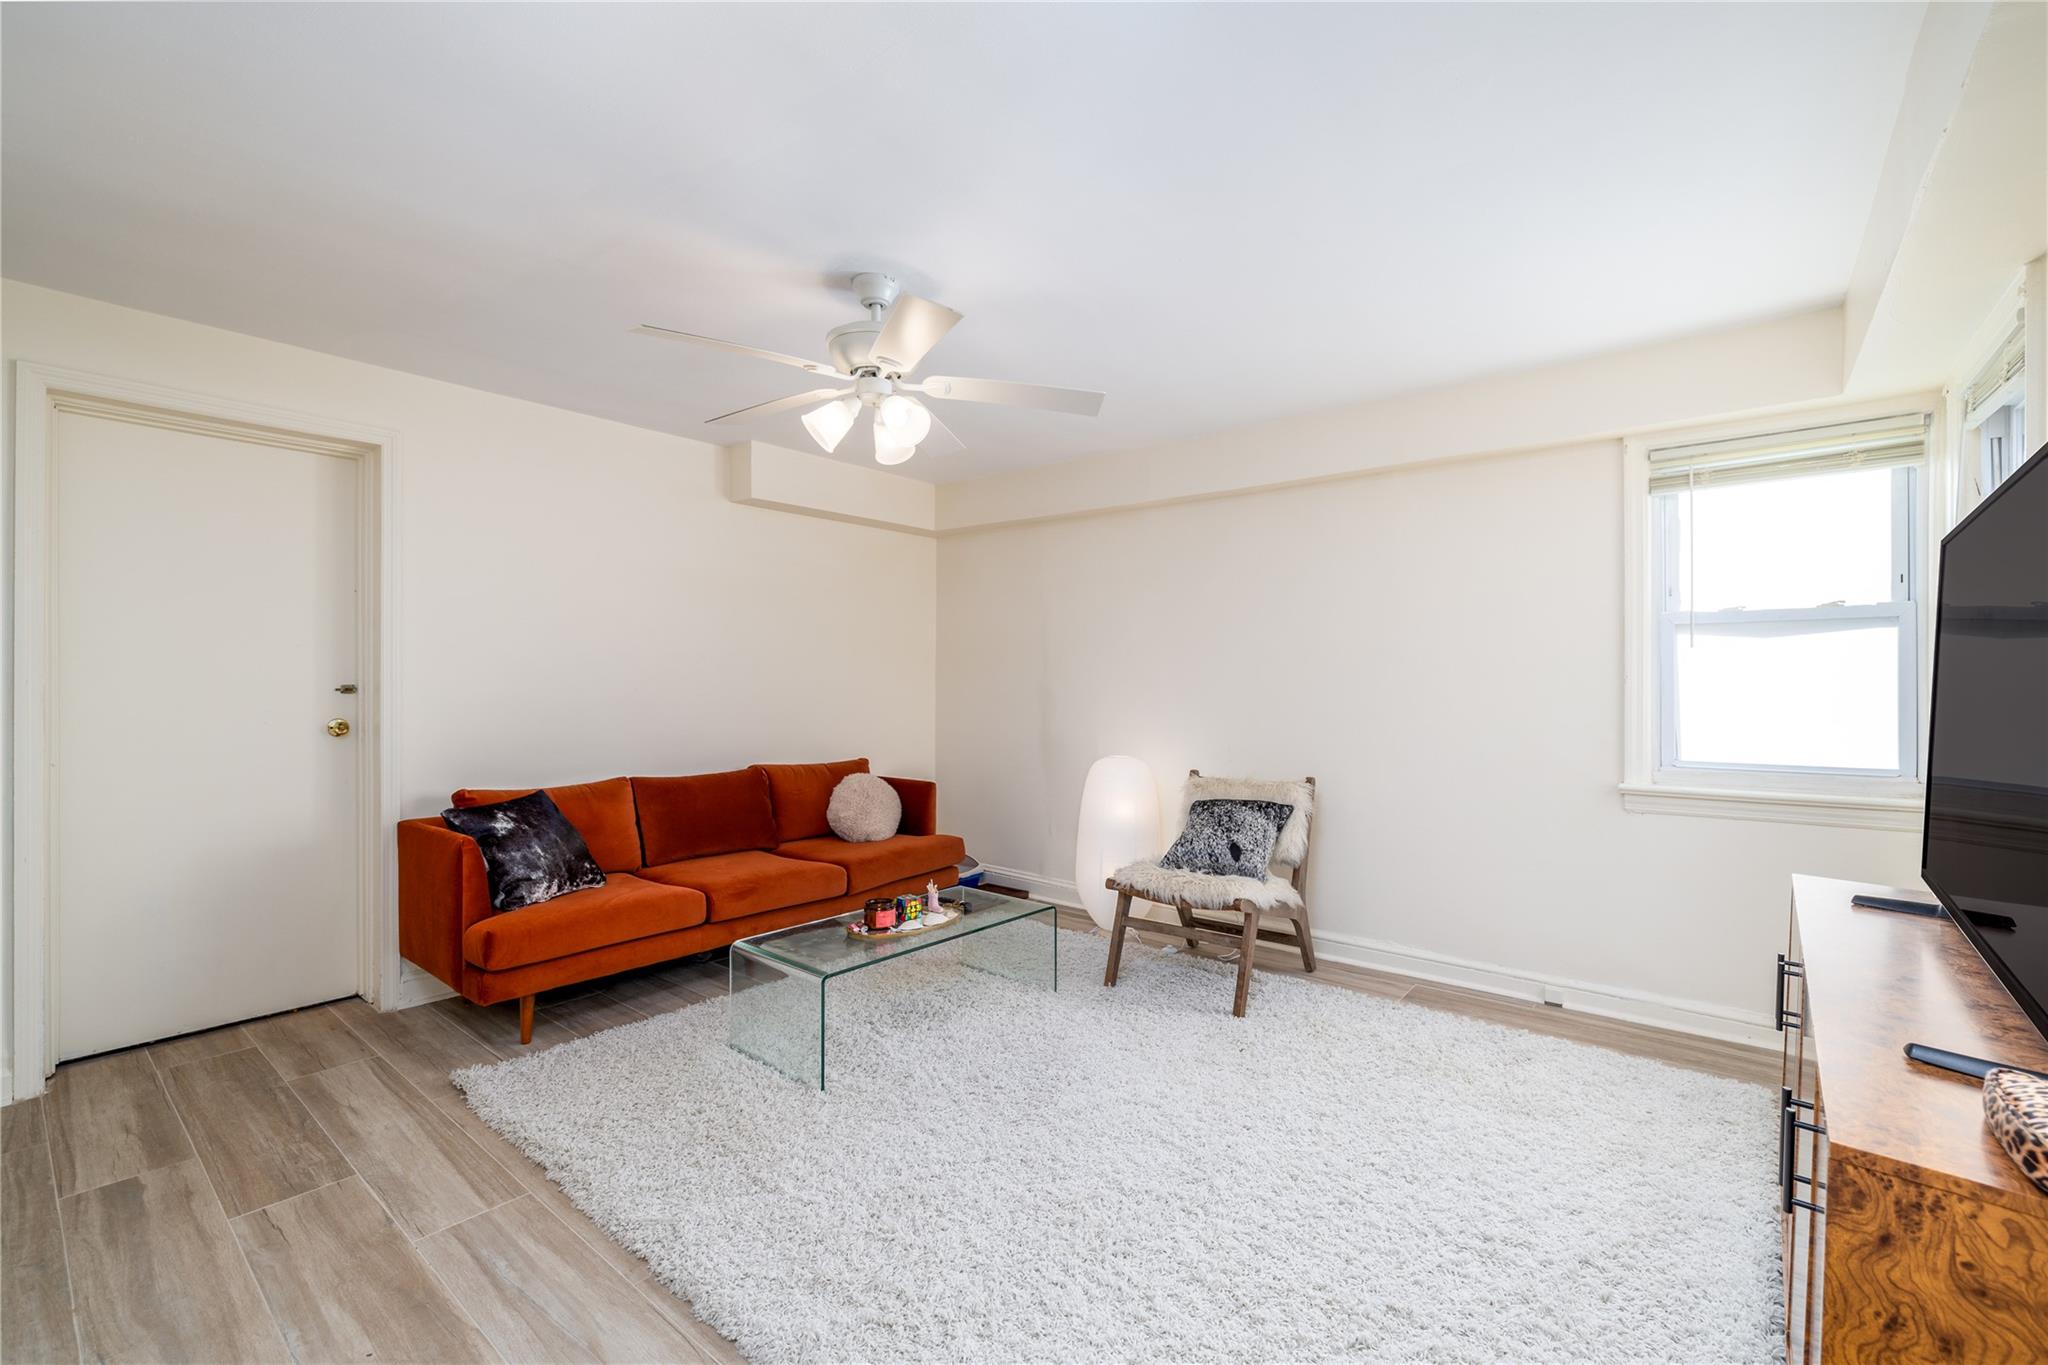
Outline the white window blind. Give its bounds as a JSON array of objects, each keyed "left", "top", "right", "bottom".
[
  {"left": 1646, "top": 413, "right": 1928, "bottom": 781},
  {"left": 1963, "top": 318, "right": 2026, "bottom": 429},
  {"left": 1647, "top": 414, "right": 1928, "bottom": 493}
]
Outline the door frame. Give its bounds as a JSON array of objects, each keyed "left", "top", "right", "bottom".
[{"left": 9, "top": 362, "right": 402, "bottom": 1099}]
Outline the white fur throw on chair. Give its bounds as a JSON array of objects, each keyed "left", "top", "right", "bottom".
[
  {"left": 1108, "top": 860, "right": 1304, "bottom": 911},
  {"left": 1110, "top": 772, "right": 1315, "bottom": 911},
  {"left": 1180, "top": 774, "right": 1314, "bottom": 866}
]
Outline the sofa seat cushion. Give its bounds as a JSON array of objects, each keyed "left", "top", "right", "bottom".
[
  {"left": 638, "top": 850, "right": 847, "bottom": 922},
  {"left": 751, "top": 759, "right": 870, "bottom": 843},
  {"left": 462, "top": 873, "right": 708, "bottom": 971},
  {"left": 632, "top": 769, "right": 778, "bottom": 866},
  {"left": 451, "top": 778, "right": 641, "bottom": 874},
  {"left": 776, "top": 832, "right": 967, "bottom": 895}
]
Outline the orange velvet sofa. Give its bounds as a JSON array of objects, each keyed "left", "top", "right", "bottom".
[{"left": 397, "top": 758, "right": 963, "bottom": 1042}]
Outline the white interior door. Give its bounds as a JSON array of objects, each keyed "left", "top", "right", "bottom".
[{"left": 54, "top": 408, "right": 360, "bottom": 1060}]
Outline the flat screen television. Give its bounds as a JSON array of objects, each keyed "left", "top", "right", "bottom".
[{"left": 1923, "top": 439, "right": 2048, "bottom": 1045}]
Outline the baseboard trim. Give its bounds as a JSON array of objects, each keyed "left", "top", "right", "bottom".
[
  {"left": 980, "top": 864, "right": 1777, "bottom": 1051},
  {"left": 387, "top": 963, "right": 457, "bottom": 1011},
  {"left": 1309, "top": 929, "right": 1777, "bottom": 1050},
  {"left": 980, "top": 863, "right": 1083, "bottom": 908}
]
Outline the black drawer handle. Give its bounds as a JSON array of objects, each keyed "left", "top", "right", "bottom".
[
  {"left": 1779, "top": 1089, "right": 1827, "bottom": 1216},
  {"left": 1776, "top": 954, "right": 1805, "bottom": 1032}
]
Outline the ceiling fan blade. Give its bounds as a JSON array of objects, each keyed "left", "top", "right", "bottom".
[
  {"left": 916, "top": 404, "right": 966, "bottom": 457},
  {"left": 635, "top": 324, "right": 842, "bottom": 378},
  {"left": 867, "top": 295, "right": 962, "bottom": 375},
  {"left": 916, "top": 375, "right": 1104, "bottom": 417},
  {"left": 706, "top": 386, "right": 850, "bottom": 425}
]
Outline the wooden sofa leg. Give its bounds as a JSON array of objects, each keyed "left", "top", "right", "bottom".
[
  {"left": 1174, "top": 903, "right": 1201, "bottom": 952},
  {"left": 1294, "top": 901, "right": 1318, "bottom": 973},
  {"left": 518, "top": 995, "right": 535, "bottom": 1045},
  {"left": 1233, "top": 905, "right": 1261, "bottom": 1018},
  {"left": 1104, "top": 891, "right": 1133, "bottom": 987}
]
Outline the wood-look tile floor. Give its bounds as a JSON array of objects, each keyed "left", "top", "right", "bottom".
[
  {"left": 3, "top": 961, "right": 740, "bottom": 1365},
  {"left": 2, "top": 920, "right": 1777, "bottom": 1364}
]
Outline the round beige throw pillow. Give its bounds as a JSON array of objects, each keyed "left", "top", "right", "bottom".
[{"left": 827, "top": 772, "right": 901, "bottom": 843}]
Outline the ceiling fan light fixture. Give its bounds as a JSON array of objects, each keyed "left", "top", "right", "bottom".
[
  {"left": 800, "top": 395, "right": 860, "bottom": 453},
  {"left": 873, "top": 414, "right": 917, "bottom": 466},
  {"left": 645, "top": 270, "right": 1106, "bottom": 456},
  {"left": 876, "top": 393, "right": 933, "bottom": 445}
]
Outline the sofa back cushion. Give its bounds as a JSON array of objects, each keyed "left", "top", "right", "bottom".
[
  {"left": 449, "top": 777, "right": 640, "bottom": 873},
  {"left": 751, "top": 758, "right": 870, "bottom": 843},
  {"left": 633, "top": 769, "right": 778, "bottom": 865}
]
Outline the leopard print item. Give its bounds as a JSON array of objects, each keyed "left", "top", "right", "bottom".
[{"left": 1984, "top": 1068, "right": 2048, "bottom": 1195}]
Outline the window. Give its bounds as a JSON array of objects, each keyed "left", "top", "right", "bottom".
[
  {"left": 1976, "top": 401, "right": 2028, "bottom": 491},
  {"left": 1963, "top": 319, "right": 2027, "bottom": 496},
  {"left": 1630, "top": 414, "right": 1928, "bottom": 813}
]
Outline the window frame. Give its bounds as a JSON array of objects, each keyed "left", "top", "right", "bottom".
[
  {"left": 1961, "top": 310, "right": 2028, "bottom": 498},
  {"left": 1650, "top": 464, "right": 1920, "bottom": 782},
  {"left": 1970, "top": 386, "right": 2027, "bottom": 493},
  {"left": 1620, "top": 401, "right": 1936, "bottom": 831}
]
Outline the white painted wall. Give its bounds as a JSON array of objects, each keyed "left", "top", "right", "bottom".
[
  {"left": 2026, "top": 255, "right": 2047, "bottom": 434},
  {"left": 1846, "top": 0, "right": 2048, "bottom": 395},
  {"left": 938, "top": 440, "right": 1923, "bottom": 1040},
  {"left": 729, "top": 440, "right": 937, "bottom": 535},
  {"left": 937, "top": 307, "right": 1848, "bottom": 532},
  {"left": 3, "top": 282, "right": 936, "bottom": 1077},
  {"left": 1841, "top": 1, "right": 1994, "bottom": 378}
]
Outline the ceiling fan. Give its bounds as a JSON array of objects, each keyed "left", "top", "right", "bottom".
[{"left": 636, "top": 272, "right": 1105, "bottom": 466}]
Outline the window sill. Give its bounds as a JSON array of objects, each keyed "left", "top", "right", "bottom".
[{"left": 1618, "top": 782, "right": 1923, "bottom": 832}]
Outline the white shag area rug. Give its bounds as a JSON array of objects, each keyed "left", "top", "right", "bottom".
[{"left": 454, "top": 932, "right": 1781, "bottom": 1365}]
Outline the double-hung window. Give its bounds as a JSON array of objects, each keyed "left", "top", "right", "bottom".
[
  {"left": 1645, "top": 415, "right": 1926, "bottom": 787},
  {"left": 1963, "top": 318, "right": 2027, "bottom": 495}
]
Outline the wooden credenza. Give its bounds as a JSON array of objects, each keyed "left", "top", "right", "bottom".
[{"left": 1782, "top": 875, "right": 2048, "bottom": 1363}]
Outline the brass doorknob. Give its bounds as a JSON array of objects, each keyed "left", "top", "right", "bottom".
[{"left": 327, "top": 718, "right": 351, "bottom": 738}]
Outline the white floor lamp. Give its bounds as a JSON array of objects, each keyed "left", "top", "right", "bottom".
[{"left": 1075, "top": 756, "right": 1161, "bottom": 930}]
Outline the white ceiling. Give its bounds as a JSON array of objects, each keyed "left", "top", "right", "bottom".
[{"left": 3, "top": 3, "right": 1924, "bottom": 482}]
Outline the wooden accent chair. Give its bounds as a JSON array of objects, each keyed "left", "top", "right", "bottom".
[{"left": 1102, "top": 771, "right": 1316, "bottom": 1017}]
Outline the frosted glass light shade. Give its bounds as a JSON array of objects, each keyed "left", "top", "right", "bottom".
[
  {"left": 801, "top": 395, "right": 859, "bottom": 453},
  {"left": 877, "top": 393, "right": 933, "bottom": 444},
  {"left": 1075, "top": 755, "right": 1160, "bottom": 929},
  {"left": 873, "top": 416, "right": 916, "bottom": 465}
]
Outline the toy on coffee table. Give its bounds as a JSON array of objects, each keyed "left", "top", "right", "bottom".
[{"left": 849, "top": 886, "right": 960, "bottom": 938}]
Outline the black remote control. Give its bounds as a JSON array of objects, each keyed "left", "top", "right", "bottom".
[
  {"left": 1904, "top": 1043, "right": 2048, "bottom": 1081},
  {"left": 1850, "top": 894, "right": 1944, "bottom": 917}
]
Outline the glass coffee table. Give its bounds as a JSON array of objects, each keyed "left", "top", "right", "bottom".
[{"left": 728, "top": 884, "right": 1058, "bottom": 1089}]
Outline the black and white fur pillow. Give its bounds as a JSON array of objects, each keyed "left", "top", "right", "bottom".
[
  {"left": 1158, "top": 799, "right": 1295, "bottom": 879},
  {"left": 441, "top": 790, "right": 606, "bottom": 911}
]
